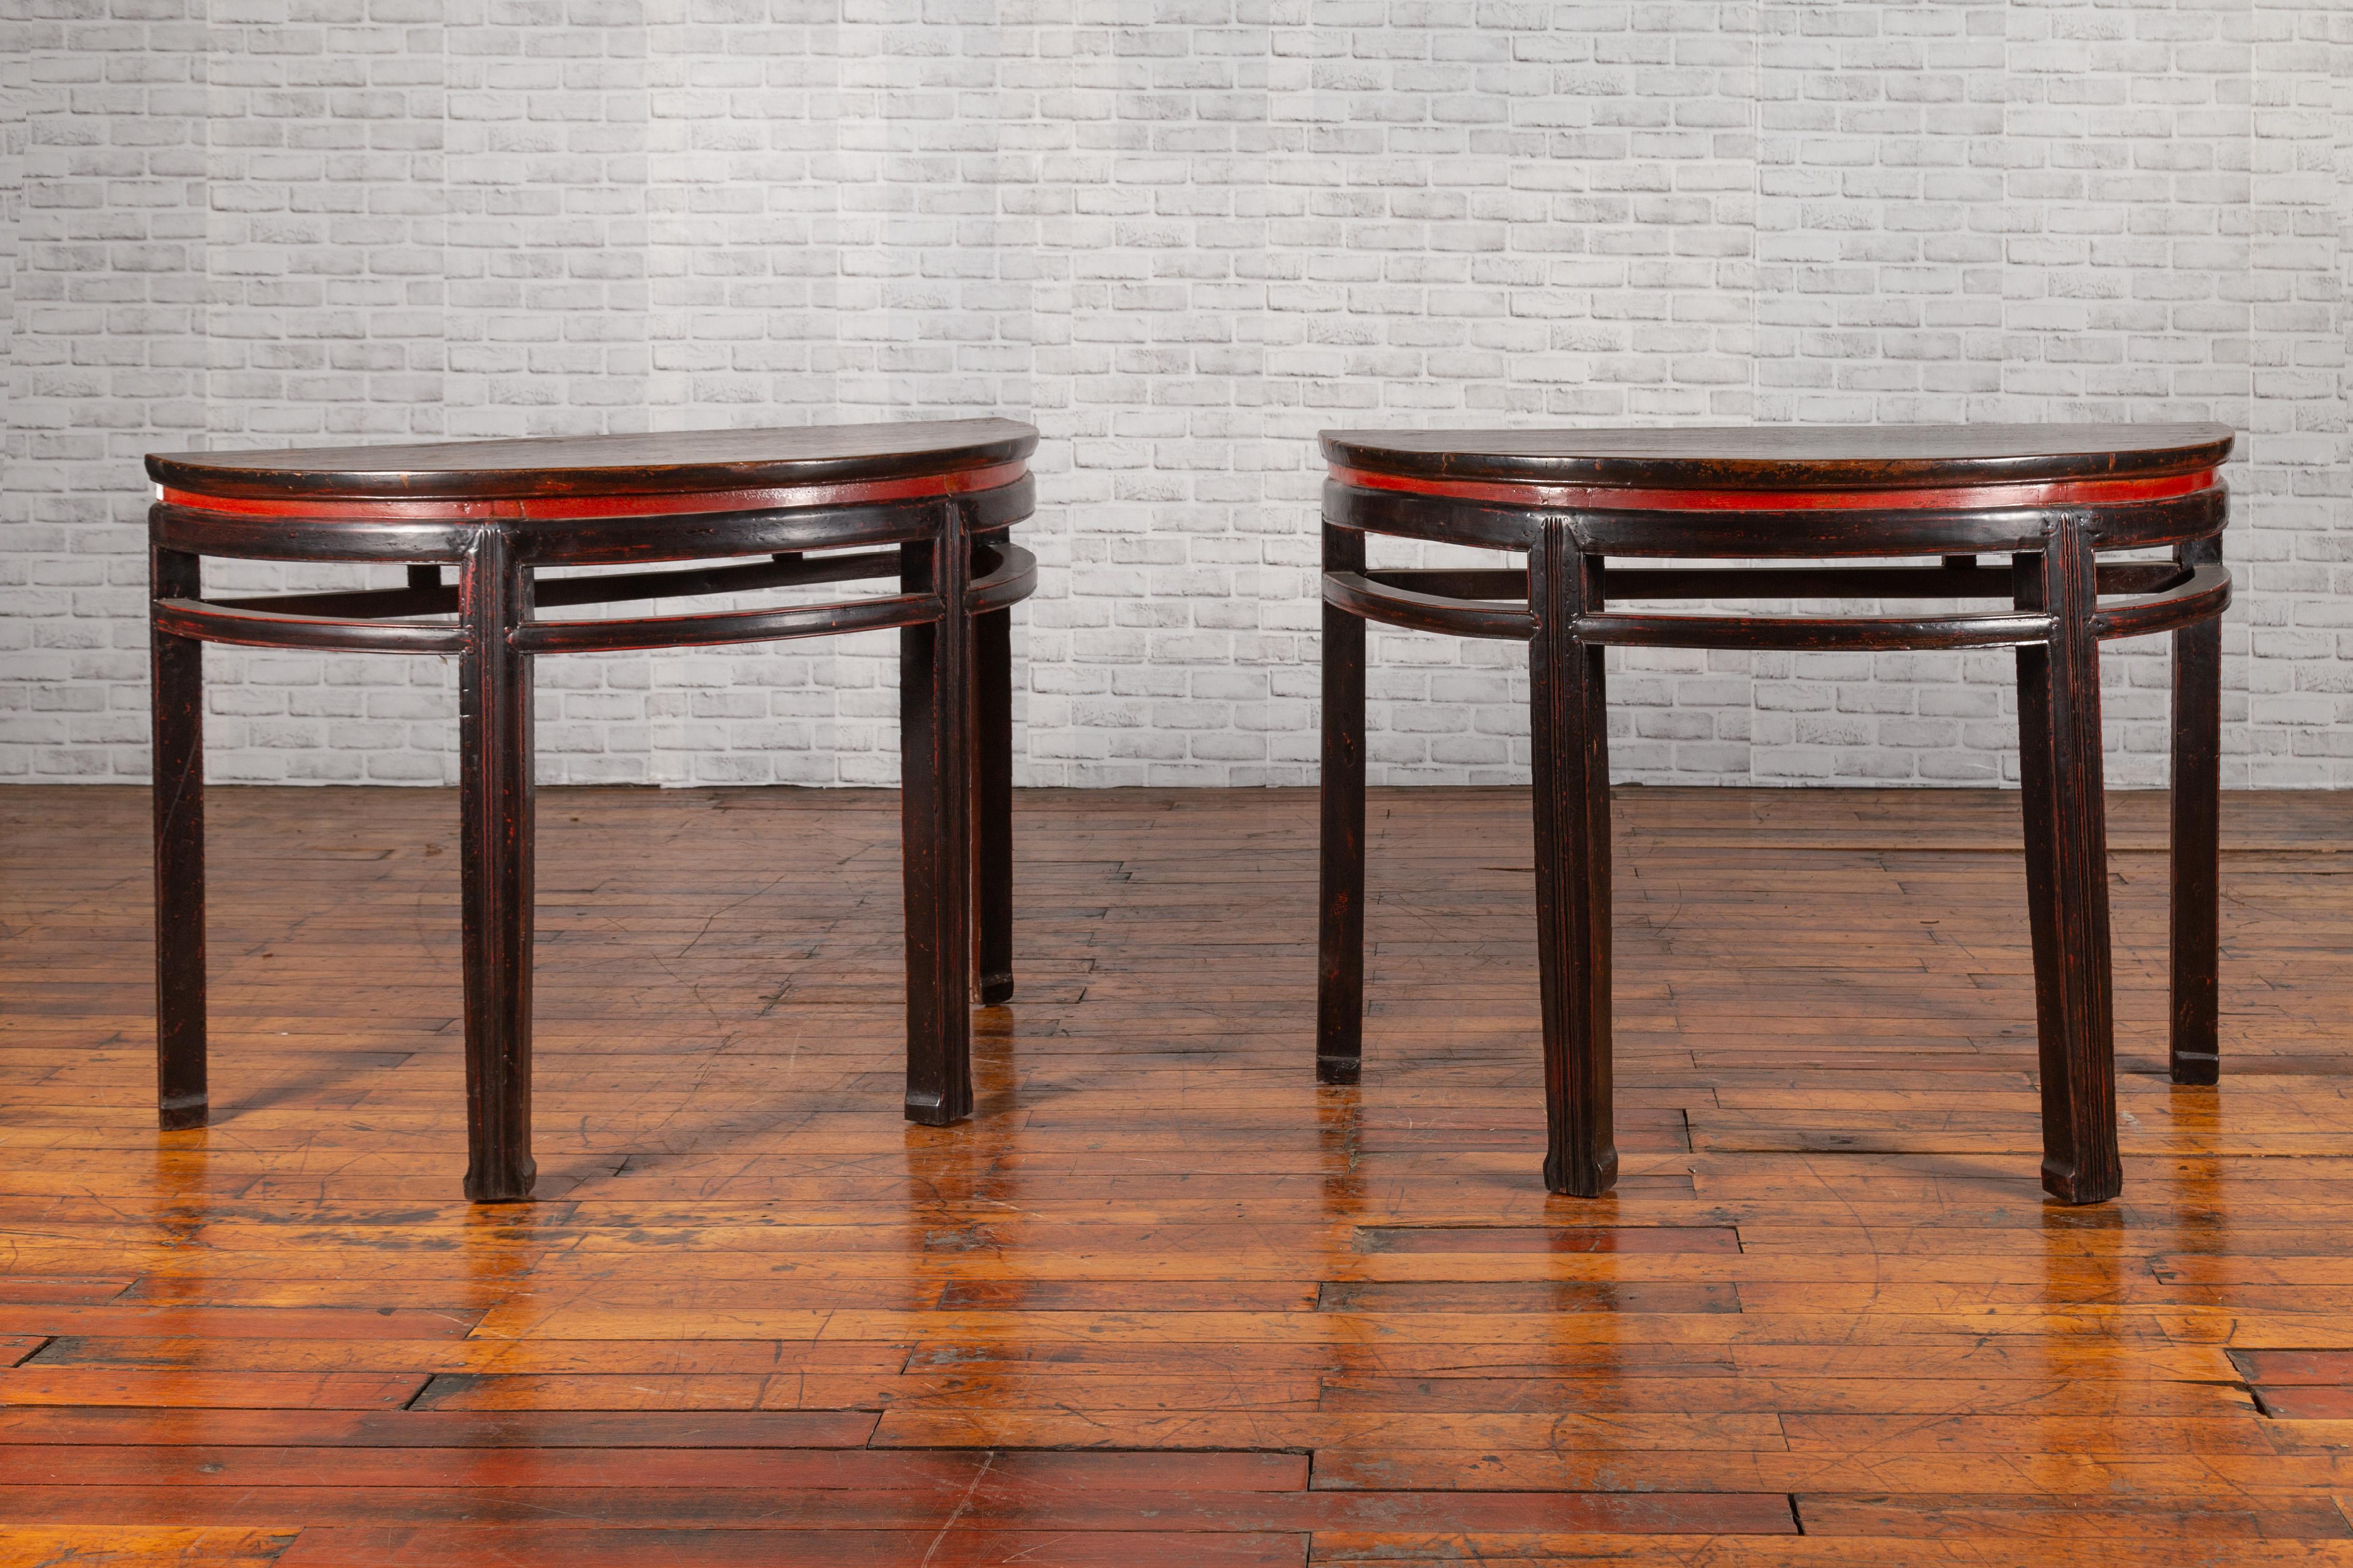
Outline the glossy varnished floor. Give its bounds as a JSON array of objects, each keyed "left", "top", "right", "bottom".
[{"left": 5, "top": 784, "right": 2353, "bottom": 1566}]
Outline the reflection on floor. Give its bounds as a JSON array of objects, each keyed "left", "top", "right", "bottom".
[{"left": 4, "top": 783, "right": 2352, "bottom": 1565}]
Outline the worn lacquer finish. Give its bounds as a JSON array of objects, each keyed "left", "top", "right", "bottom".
[
  {"left": 2170, "top": 534, "right": 2226, "bottom": 1087},
  {"left": 144, "top": 421, "right": 1039, "bottom": 1201},
  {"left": 148, "top": 546, "right": 207, "bottom": 1132},
  {"left": 1528, "top": 526, "right": 1615, "bottom": 1199},
  {"left": 1318, "top": 423, "right": 2234, "bottom": 1204},
  {"left": 1315, "top": 523, "right": 1367, "bottom": 1088}
]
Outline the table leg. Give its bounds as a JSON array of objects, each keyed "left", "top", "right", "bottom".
[
  {"left": 152, "top": 543, "right": 208, "bottom": 1132},
  {"left": 2170, "top": 535, "right": 2223, "bottom": 1086},
  {"left": 1316, "top": 523, "right": 1367, "bottom": 1086},
  {"left": 902, "top": 509, "right": 975, "bottom": 1125},
  {"left": 974, "top": 536, "right": 1015, "bottom": 1006},
  {"left": 1530, "top": 523, "right": 1616, "bottom": 1199},
  {"left": 2014, "top": 524, "right": 2121, "bottom": 1205},
  {"left": 459, "top": 528, "right": 537, "bottom": 1203}
]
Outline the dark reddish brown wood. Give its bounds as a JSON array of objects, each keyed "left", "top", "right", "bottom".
[
  {"left": 1324, "top": 568, "right": 1535, "bottom": 641},
  {"left": 458, "top": 525, "right": 536, "bottom": 1203},
  {"left": 512, "top": 589, "right": 944, "bottom": 656},
  {"left": 1330, "top": 564, "right": 2227, "bottom": 653},
  {"left": 202, "top": 552, "right": 922, "bottom": 625},
  {"left": 158, "top": 462, "right": 1031, "bottom": 525},
  {"left": 149, "top": 545, "right": 207, "bottom": 1133},
  {"left": 2171, "top": 533, "right": 2224, "bottom": 1086},
  {"left": 1322, "top": 422, "right": 2233, "bottom": 491},
  {"left": 2230, "top": 1351, "right": 2353, "bottom": 1385},
  {"left": 153, "top": 596, "right": 469, "bottom": 655},
  {"left": 2013, "top": 522, "right": 2121, "bottom": 1205},
  {"left": 143, "top": 421, "right": 1037, "bottom": 1199},
  {"left": 150, "top": 476, "right": 1035, "bottom": 569},
  {"left": 1315, "top": 521, "right": 1367, "bottom": 1086},
  {"left": 1326, "top": 472, "right": 2230, "bottom": 560},
  {"left": 2250, "top": 1386, "right": 2353, "bottom": 1420},
  {"left": 1580, "top": 603, "right": 2050, "bottom": 653},
  {"left": 975, "top": 534, "right": 1015, "bottom": 1006},
  {"left": 1325, "top": 462, "right": 2218, "bottom": 515},
  {"left": 1528, "top": 522, "right": 1615, "bottom": 1199},
  {"left": 1318, "top": 423, "right": 2232, "bottom": 1204},
  {"left": 1357, "top": 562, "right": 2191, "bottom": 605},
  {"left": 900, "top": 504, "right": 976, "bottom": 1126},
  {"left": 147, "top": 419, "right": 1036, "bottom": 502}
]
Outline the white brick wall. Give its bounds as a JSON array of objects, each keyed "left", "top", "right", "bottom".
[{"left": 3, "top": 0, "right": 2348, "bottom": 788}]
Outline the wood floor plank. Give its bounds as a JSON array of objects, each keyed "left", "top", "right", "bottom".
[
  {"left": 5, "top": 783, "right": 2353, "bottom": 1555},
  {"left": 1307, "top": 1539, "right": 2353, "bottom": 1566},
  {"left": 1778, "top": 1414, "right": 2278, "bottom": 1454},
  {"left": 2241, "top": 1352, "right": 2353, "bottom": 1386},
  {"left": 0, "top": 1408, "right": 886, "bottom": 1448},
  {"left": 866, "top": 1409, "right": 1789, "bottom": 1451},
  {"left": 0, "top": 1527, "right": 297, "bottom": 1567},
  {"left": 0, "top": 1279, "right": 137, "bottom": 1305},
  {"left": 0, "top": 1445, "right": 1306, "bottom": 1492},
  {"left": 407, "top": 1371, "right": 1331, "bottom": 1413},
  {"left": 7, "top": 1473, "right": 1789, "bottom": 1535},
  {"left": 1312, "top": 1281, "right": 1741, "bottom": 1313},
  {"left": 1794, "top": 1492, "right": 2353, "bottom": 1540},
  {"left": 0, "top": 1370, "right": 427, "bottom": 1410},
  {"left": 25, "top": 1337, "right": 915, "bottom": 1376},
  {"left": 1312, "top": 1447, "right": 2353, "bottom": 1495},
  {"left": 1352, "top": 1225, "right": 1742, "bottom": 1254},
  {"left": 0, "top": 1306, "right": 482, "bottom": 1341},
  {"left": 275, "top": 1527, "right": 1310, "bottom": 1567}
]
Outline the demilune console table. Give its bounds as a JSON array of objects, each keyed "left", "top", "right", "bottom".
[
  {"left": 1315, "top": 424, "right": 2234, "bottom": 1205},
  {"left": 147, "top": 420, "right": 1038, "bottom": 1201}
]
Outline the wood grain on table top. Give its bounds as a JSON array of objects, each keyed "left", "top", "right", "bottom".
[
  {"left": 1321, "top": 422, "right": 2236, "bottom": 488},
  {"left": 146, "top": 419, "right": 1039, "bottom": 501}
]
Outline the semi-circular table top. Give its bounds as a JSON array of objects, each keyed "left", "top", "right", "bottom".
[
  {"left": 1321, "top": 423, "right": 2235, "bottom": 493},
  {"left": 148, "top": 419, "right": 1039, "bottom": 504}
]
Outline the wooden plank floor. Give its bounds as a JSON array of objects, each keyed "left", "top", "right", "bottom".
[{"left": 5, "top": 782, "right": 2353, "bottom": 1566}]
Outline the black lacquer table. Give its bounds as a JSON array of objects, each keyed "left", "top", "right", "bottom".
[
  {"left": 147, "top": 420, "right": 1038, "bottom": 1200},
  {"left": 1315, "top": 424, "right": 2235, "bottom": 1205}
]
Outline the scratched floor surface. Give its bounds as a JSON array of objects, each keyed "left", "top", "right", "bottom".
[{"left": 4, "top": 783, "right": 2353, "bottom": 1565}]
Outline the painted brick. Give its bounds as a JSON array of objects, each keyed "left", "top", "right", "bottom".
[{"left": 2, "top": 0, "right": 2347, "bottom": 788}]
